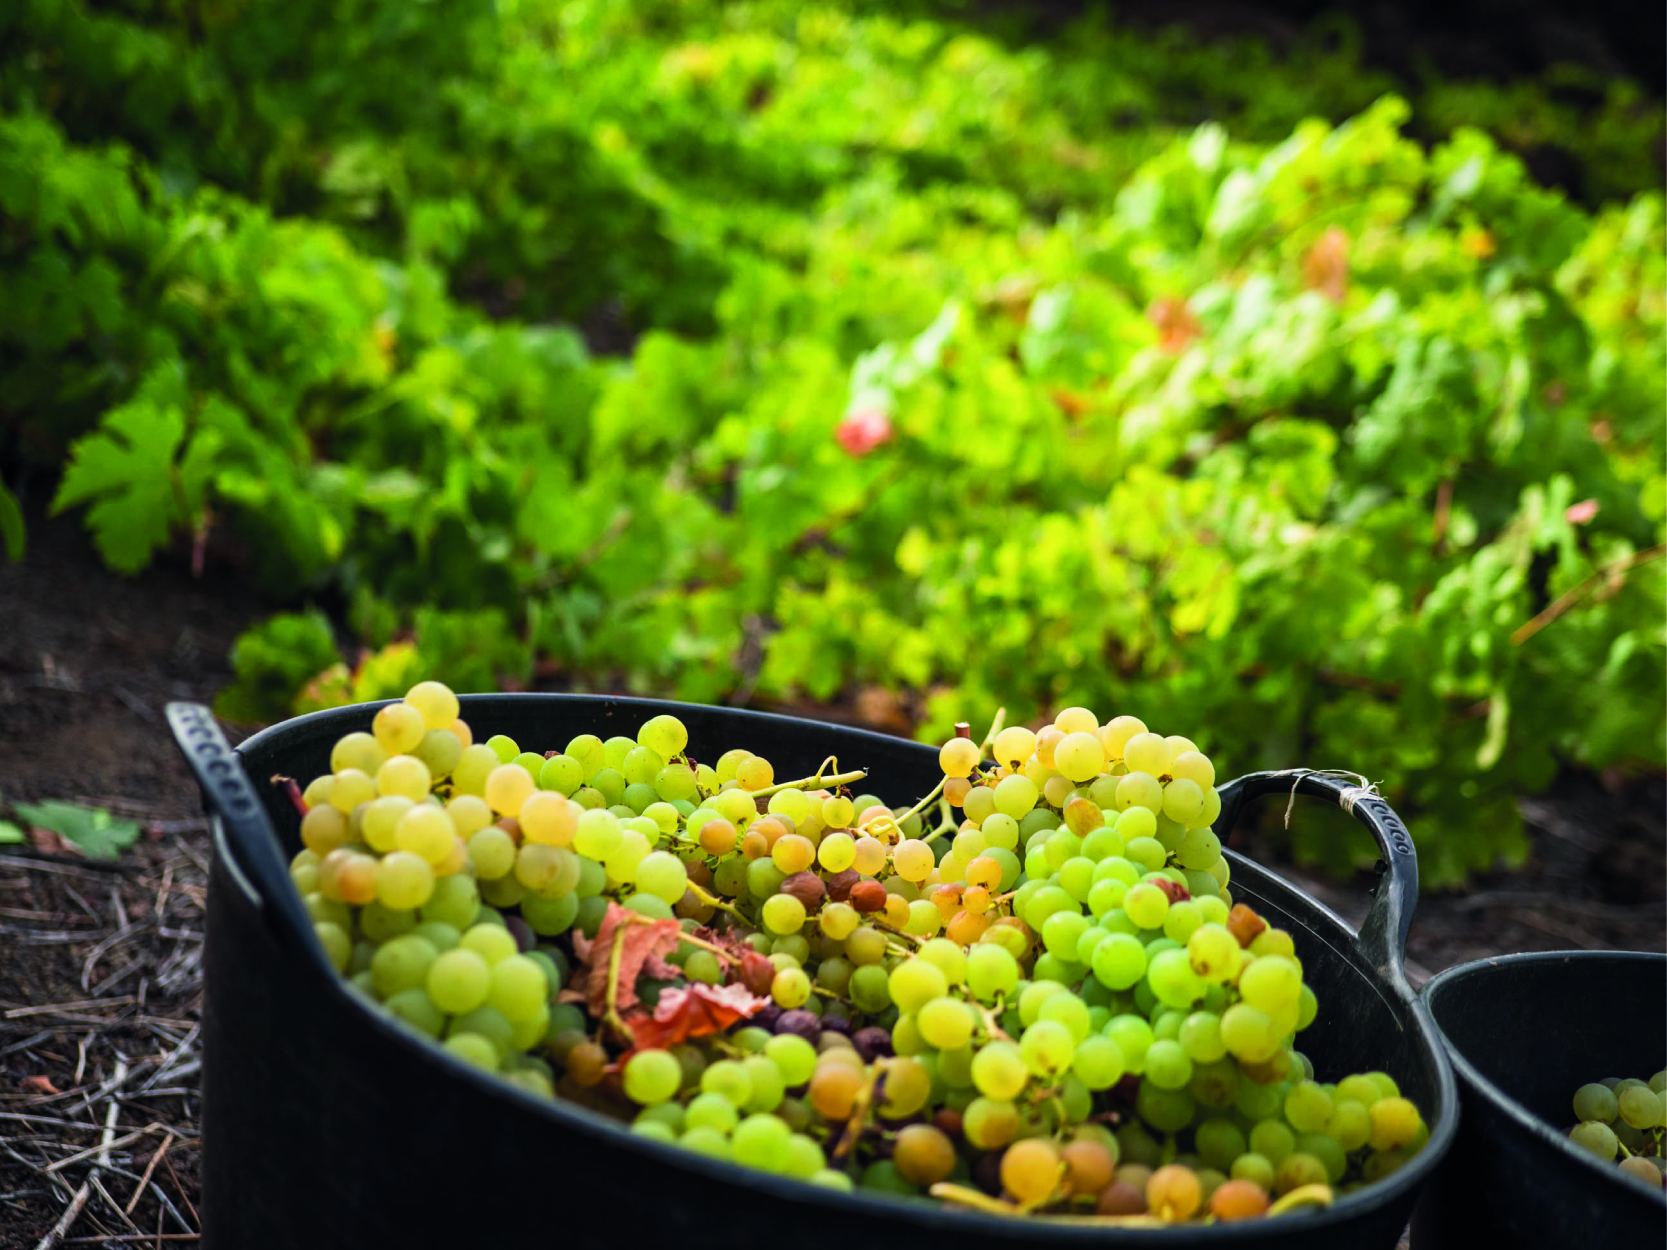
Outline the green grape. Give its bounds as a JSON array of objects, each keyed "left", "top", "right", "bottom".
[
  {"left": 1239, "top": 955, "right": 1302, "bottom": 1014},
  {"left": 1147, "top": 948, "right": 1206, "bottom": 1010},
  {"left": 1144, "top": 1039, "right": 1193, "bottom": 1090},
  {"left": 1195, "top": 1118, "right": 1247, "bottom": 1171},
  {"left": 1042, "top": 910, "right": 1092, "bottom": 959},
  {"left": 730, "top": 1113, "right": 791, "bottom": 1171},
  {"left": 781, "top": 1134, "right": 825, "bottom": 1180},
  {"left": 685, "top": 1091, "right": 740, "bottom": 1135},
  {"left": 1221, "top": 1004, "right": 1281, "bottom": 1063},
  {"left": 622, "top": 1049, "right": 682, "bottom": 1105},
  {"left": 1018, "top": 981, "right": 1067, "bottom": 1026},
  {"left": 1092, "top": 933, "right": 1148, "bottom": 990},
  {"left": 413, "top": 921, "right": 460, "bottom": 952},
  {"left": 1189, "top": 1058, "right": 1240, "bottom": 1108},
  {"left": 747, "top": 858, "right": 787, "bottom": 899},
  {"left": 488, "top": 954, "right": 548, "bottom": 1023},
  {"left": 428, "top": 948, "right": 490, "bottom": 1014},
  {"left": 994, "top": 774, "right": 1039, "bottom": 818},
  {"left": 445, "top": 1033, "right": 499, "bottom": 1071},
  {"left": 1105, "top": 1014, "right": 1155, "bottom": 1074},
  {"left": 447, "top": 1006, "right": 514, "bottom": 1060},
  {"left": 1071, "top": 1036, "right": 1125, "bottom": 1090},
  {"left": 441, "top": 750, "right": 494, "bottom": 806},
  {"left": 743, "top": 1054, "right": 786, "bottom": 1112},
  {"left": 1249, "top": 1119, "right": 1296, "bottom": 1165},
  {"left": 889, "top": 959, "right": 950, "bottom": 1013},
  {"left": 384, "top": 987, "right": 445, "bottom": 1038},
  {"left": 1124, "top": 882, "right": 1169, "bottom": 929},
  {"left": 967, "top": 943, "right": 1020, "bottom": 1002},
  {"left": 764, "top": 1035, "right": 817, "bottom": 1087},
  {"left": 1620, "top": 1085, "right": 1664, "bottom": 1129},
  {"left": 1136, "top": 1081, "right": 1195, "bottom": 1133},
  {"left": 849, "top": 964, "right": 892, "bottom": 1013},
  {"left": 1057, "top": 857, "right": 1096, "bottom": 902},
  {"left": 972, "top": 1041, "right": 1029, "bottom": 1100},
  {"left": 370, "top": 935, "right": 438, "bottom": 1000},
  {"left": 1327, "top": 1099, "right": 1371, "bottom": 1151},
  {"left": 964, "top": 1097, "right": 1020, "bottom": 1149},
  {"left": 701, "top": 1059, "right": 754, "bottom": 1107},
  {"left": 1275, "top": 1152, "right": 1328, "bottom": 1194},
  {"left": 1231, "top": 1152, "right": 1276, "bottom": 1190},
  {"left": 918, "top": 997, "right": 975, "bottom": 1050},
  {"left": 1179, "top": 1011, "right": 1226, "bottom": 1063},
  {"left": 1572, "top": 1082, "right": 1619, "bottom": 1123},
  {"left": 1285, "top": 1080, "right": 1334, "bottom": 1133},
  {"left": 1123, "top": 837, "right": 1166, "bottom": 872},
  {"left": 1038, "top": 993, "right": 1092, "bottom": 1043},
  {"left": 521, "top": 892, "right": 580, "bottom": 937}
]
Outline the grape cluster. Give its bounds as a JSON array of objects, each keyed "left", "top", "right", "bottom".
[
  {"left": 1567, "top": 1073, "right": 1667, "bottom": 1189},
  {"left": 285, "top": 685, "right": 1432, "bottom": 1221}
]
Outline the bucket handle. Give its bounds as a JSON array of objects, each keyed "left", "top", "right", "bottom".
[
  {"left": 1213, "top": 770, "right": 1418, "bottom": 983},
  {"left": 166, "top": 702, "right": 312, "bottom": 944}
]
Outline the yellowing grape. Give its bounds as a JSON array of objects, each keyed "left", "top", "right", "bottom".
[
  {"left": 404, "top": 681, "right": 461, "bottom": 730},
  {"left": 992, "top": 726, "right": 1038, "bottom": 770},
  {"left": 377, "top": 755, "right": 433, "bottom": 801},
  {"left": 1054, "top": 732, "right": 1106, "bottom": 782},
  {"left": 396, "top": 804, "right": 457, "bottom": 866},
  {"left": 485, "top": 763, "right": 537, "bottom": 816},
  {"left": 519, "top": 791, "right": 579, "bottom": 846},
  {"left": 373, "top": 701, "right": 428, "bottom": 755},
  {"left": 939, "top": 736, "right": 981, "bottom": 778},
  {"left": 1124, "top": 732, "right": 1174, "bottom": 778},
  {"left": 445, "top": 794, "right": 493, "bottom": 838},
  {"left": 893, "top": 839, "right": 935, "bottom": 882},
  {"left": 1054, "top": 707, "right": 1099, "bottom": 735}
]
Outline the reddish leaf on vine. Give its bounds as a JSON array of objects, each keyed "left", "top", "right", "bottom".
[
  {"left": 583, "top": 903, "right": 683, "bottom": 1017},
  {"left": 629, "top": 982, "right": 768, "bottom": 1050}
]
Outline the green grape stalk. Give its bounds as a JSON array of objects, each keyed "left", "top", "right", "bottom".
[{"left": 283, "top": 681, "right": 1432, "bottom": 1222}]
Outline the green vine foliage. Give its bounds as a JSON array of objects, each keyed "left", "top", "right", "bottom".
[{"left": 2, "top": 1, "right": 1662, "bottom": 883}]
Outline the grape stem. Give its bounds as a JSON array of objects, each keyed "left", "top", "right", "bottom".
[
  {"left": 975, "top": 998, "right": 1013, "bottom": 1043},
  {"left": 894, "top": 776, "right": 947, "bottom": 827},
  {"left": 747, "top": 765, "right": 868, "bottom": 800},
  {"left": 832, "top": 1065, "right": 883, "bottom": 1160},
  {"left": 870, "top": 919, "right": 925, "bottom": 946},
  {"left": 922, "top": 798, "right": 957, "bottom": 845},
  {"left": 928, "top": 1183, "right": 1019, "bottom": 1216},
  {"left": 674, "top": 930, "right": 741, "bottom": 966},
  {"left": 684, "top": 880, "right": 748, "bottom": 925}
]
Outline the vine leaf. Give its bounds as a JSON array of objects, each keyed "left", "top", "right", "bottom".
[
  {"left": 582, "top": 903, "right": 681, "bottom": 1018},
  {"left": 51, "top": 398, "right": 187, "bottom": 573},
  {"left": 628, "top": 982, "right": 767, "bottom": 1051}
]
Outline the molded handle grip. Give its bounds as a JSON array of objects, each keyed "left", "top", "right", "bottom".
[
  {"left": 1213, "top": 770, "right": 1419, "bottom": 985},
  {"left": 166, "top": 702, "right": 311, "bottom": 942}
]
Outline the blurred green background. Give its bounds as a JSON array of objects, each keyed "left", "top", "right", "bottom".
[{"left": 1, "top": 0, "right": 1661, "bottom": 884}]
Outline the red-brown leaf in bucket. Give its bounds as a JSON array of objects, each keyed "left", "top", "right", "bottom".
[
  {"left": 628, "top": 982, "right": 768, "bottom": 1051},
  {"left": 19, "top": 1075, "right": 59, "bottom": 1096},
  {"left": 583, "top": 903, "right": 683, "bottom": 1018}
]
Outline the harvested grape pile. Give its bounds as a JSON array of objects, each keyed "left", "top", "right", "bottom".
[
  {"left": 1566, "top": 1075, "right": 1667, "bottom": 1188},
  {"left": 288, "top": 682, "right": 1431, "bottom": 1223}
]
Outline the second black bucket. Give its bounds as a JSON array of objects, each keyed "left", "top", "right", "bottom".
[
  {"left": 1413, "top": 950, "right": 1667, "bottom": 1249},
  {"left": 170, "top": 694, "right": 1457, "bottom": 1250}
]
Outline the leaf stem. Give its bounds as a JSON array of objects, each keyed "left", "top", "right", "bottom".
[{"left": 603, "top": 923, "right": 635, "bottom": 1045}]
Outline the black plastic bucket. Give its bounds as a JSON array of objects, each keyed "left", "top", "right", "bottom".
[
  {"left": 1413, "top": 950, "right": 1667, "bottom": 1248},
  {"left": 168, "top": 694, "right": 1456, "bottom": 1249}
]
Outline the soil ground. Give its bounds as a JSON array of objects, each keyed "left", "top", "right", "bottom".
[{"left": 0, "top": 502, "right": 1662, "bottom": 1245}]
